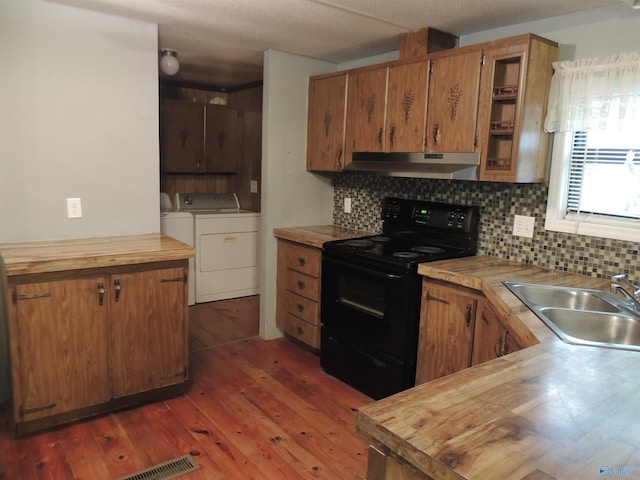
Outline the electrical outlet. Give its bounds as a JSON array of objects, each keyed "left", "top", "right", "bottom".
[
  {"left": 513, "top": 214, "right": 534, "bottom": 238},
  {"left": 344, "top": 197, "right": 352, "bottom": 213},
  {"left": 67, "top": 198, "right": 82, "bottom": 219}
]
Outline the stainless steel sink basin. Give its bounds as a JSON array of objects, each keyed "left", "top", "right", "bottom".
[
  {"left": 503, "top": 281, "right": 640, "bottom": 352},
  {"left": 540, "top": 308, "right": 640, "bottom": 348}
]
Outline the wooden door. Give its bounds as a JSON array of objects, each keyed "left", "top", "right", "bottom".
[
  {"left": 385, "top": 62, "right": 429, "bottom": 152},
  {"left": 472, "top": 301, "right": 520, "bottom": 365},
  {"left": 110, "top": 267, "right": 188, "bottom": 398},
  {"left": 345, "top": 67, "right": 389, "bottom": 156},
  {"left": 161, "top": 100, "right": 205, "bottom": 173},
  {"left": 426, "top": 49, "right": 482, "bottom": 153},
  {"left": 205, "top": 105, "right": 241, "bottom": 173},
  {"left": 416, "top": 282, "right": 477, "bottom": 384},
  {"left": 306, "top": 74, "right": 348, "bottom": 171},
  {"left": 14, "top": 278, "right": 110, "bottom": 421}
]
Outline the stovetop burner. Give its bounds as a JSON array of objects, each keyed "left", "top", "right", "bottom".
[
  {"left": 392, "top": 251, "right": 421, "bottom": 260},
  {"left": 343, "top": 239, "right": 376, "bottom": 249},
  {"left": 411, "top": 245, "right": 446, "bottom": 254}
]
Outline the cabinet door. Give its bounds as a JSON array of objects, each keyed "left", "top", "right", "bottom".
[
  {"left": 306, "top": 74, "right": 348, "bottom": 171},
  {"left": 14, "top": 278, "right": 110, "bottom": 421},
  {"left": 205, "top": 105, "right": 241, "bottom": 173},
  {"left": 426, "top": 50, "right": 482, "bottom": 153},
  {"left": 345, "top": 67, "right": 389, "bottom": 156},
  {"left": 416, "top": 282, "right": 476, "bottom": 384},
  {"left": 161, "top": 100, "right": 205, "bottom": 173},
  {"left": 385, "top": 62, "right": 429, "bottom": 152},
  {"left": 472, "top": 301, "right": 520, "bottom": 365},
  {"left": 110, "top": 267, "right": 188, "bottom": 398},
  {"left": 477, "top": 37, "right": 557, "bottom": 182}
]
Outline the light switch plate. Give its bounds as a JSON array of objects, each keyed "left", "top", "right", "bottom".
[
  {"left": 344, "top": 197, "right": 352, "bottom": 213},
  {"left": 513, "top": 214, "right": 534, "bottom": 238},
  {"left": 67, "top": 197, "right": 82, "bottom": 219},
  {"left": 250, "top": 180, "right": 258, "bottom": 194}
]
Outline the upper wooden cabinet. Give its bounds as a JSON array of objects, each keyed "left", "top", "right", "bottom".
[
  {"left": 425, "top": 49, "right": 482, "bottom": 153},
  {"left": 161, "top": 99, "right": 241, "bottom": 174},
  {"left": 385, "top": 62, "right": 430, "bottom": 152},
  {"left": 345, "top": 67, "right": 390, "bottom": 157},
  {"left": 476, "top": 34, "right": 558, "bottom": 182},
  {"left": 306, "top": 32, "right": 557, "bottom": 183},
  {"left": 306, "top": 74, "right": 348, "bottom": 171}
]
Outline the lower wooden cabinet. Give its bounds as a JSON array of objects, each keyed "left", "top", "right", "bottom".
[
  {"left": 416, "top": 279, "right": 524, "bottom": 385},
  {"left": 6, "top": 261, "right": 189, "bottom": 435},
  {"left": 276, "top": 239, "right": 322, "bottom": 348}
]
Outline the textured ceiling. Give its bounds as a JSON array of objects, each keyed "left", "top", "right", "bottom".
[{"left": 50, "top": 0, "right": 623, "bottom": 89}]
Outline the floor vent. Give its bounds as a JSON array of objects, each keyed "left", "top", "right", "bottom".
[{"left": 117, "top": 454, "right": 200, "bottom": 480}]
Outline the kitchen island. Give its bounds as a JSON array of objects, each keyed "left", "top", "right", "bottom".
[{"left": 357, "top": 256, "right": 640, "bottom": 479}]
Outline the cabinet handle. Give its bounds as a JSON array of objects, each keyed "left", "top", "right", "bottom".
[
  {"left": 493, "top": 331, "right": 511, "bottom": 357},
  {"left": 481, "top": 313, "right": 490, "bottom": 325},
  {"left": 161, "top": 275, "right": 185, "bottom": 283},
  {"left": 297, "top": 280, "right": 306, "bottom": 290},
  {"left": 427, "top": 293, "right": 449, "bottom": 304},
  {"left": 297, "top": 257, "right": 307, "bottom": 266},
  {"left": 336, "top": 149, "right": 343, "bottom": 168},
  {"left": 296, "top": 326, "right": 305, "bottom": 335},
  {"left": 433, "top": 123, "right": 440, "bottom": 146},
  {"left": 98, "top": 282, "right": 105, "bottom": 306},
  {"left": 296, "top": 303, "right": 305, "bottom": 313},
  {"left": 378, "top": 127, "right": 383, "bottom": 147},
  {"left": 465, "top": 304, "right": 473, "bottom": 327},
  {"left": 114, "top": 279, "right": 121, "bottom": 302},
  {"left": 389, "top": 126, "right": 395, "bottom": 147}
]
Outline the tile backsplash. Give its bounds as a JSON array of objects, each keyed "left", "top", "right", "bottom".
[{"left": 332, "top": 173, "right": 639, "bottom": 280}]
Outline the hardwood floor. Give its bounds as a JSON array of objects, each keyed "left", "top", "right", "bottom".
[{"left": 0, "top": 296, "right": 373, "bottom": 479}]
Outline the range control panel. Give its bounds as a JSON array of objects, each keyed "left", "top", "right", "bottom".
[{"left": 382, "top": 197, "right": 480, "bottom": 232}]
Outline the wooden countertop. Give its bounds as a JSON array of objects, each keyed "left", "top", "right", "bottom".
[
  {"left": 0, "top": 234, "right": 195, "bottom": 276},
  {"left": 273, "top": 225, "right": 374, "bottom": 248},
  {"left": 357, "top": 256, "right": 640, "bottom": 480}
]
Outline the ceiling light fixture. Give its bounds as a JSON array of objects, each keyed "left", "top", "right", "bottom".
[{"left": 160, "top": 49, "right": 180, "bottom": 76}]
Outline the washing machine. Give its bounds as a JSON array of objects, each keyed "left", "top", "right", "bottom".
[{"left": 160, "top": 193, "right": 196, "bottom": 306}]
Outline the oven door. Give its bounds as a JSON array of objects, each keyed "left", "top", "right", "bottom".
[{"left": 321, "top": 253, "right": 421, "bottom": 357}]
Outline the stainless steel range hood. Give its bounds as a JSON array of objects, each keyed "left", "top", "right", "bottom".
[{"left": 345, "top": 152, "right": 481, "bottom": 180}]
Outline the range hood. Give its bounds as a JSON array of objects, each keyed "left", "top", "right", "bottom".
[{"left": 346, "top": 152, "right": 481, "bottom": 180}]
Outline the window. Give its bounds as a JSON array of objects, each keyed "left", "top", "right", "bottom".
[{"left": 544, "top": 53, "right": 640, "bottom": 242}]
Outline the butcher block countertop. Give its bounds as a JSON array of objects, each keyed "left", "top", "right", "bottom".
[
  {"left": 273, "top": 225, "right": 374, "bottom": 248},
  {"left": 357, "top": 256, "right": 640, "bottom": 480},
  {"left": 0, "top": 233, "right": 195, "bottom": 276}
]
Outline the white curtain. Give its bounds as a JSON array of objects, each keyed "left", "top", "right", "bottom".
[{"left": 544, "top": 52, "right": 640, "bottom": 133}]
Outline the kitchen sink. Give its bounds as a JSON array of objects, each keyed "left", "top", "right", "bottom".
[{"left": 503, "top": 281, "right": 640, "bottom": 352}]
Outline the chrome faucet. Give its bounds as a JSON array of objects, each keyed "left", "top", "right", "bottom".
[{"left": 611, "top": 273, "right": 640, "bottom": 313}]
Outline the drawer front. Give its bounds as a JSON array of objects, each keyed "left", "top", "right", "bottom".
[
  {"left": 283, "top": 291, "right": 319, "bottom": 325},
  {"left": 283, "top": 243, "right": 321, "bottom": 277},
  {"left": 281, "top": 313, "right": 320, "bottom": 349},
  {"left": 285, "top": 271, "right": 320, "bottom": 301}
]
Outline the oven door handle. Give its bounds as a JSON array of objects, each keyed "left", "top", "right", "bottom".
[{"left": 323, "top": 256, "right": 405, "bottom": 280}]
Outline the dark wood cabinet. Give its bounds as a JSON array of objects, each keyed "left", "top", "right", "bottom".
[{"left": 161, "top": 99, "right": 241, "bottom": 174}]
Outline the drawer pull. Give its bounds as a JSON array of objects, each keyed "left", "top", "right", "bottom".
[
  {"left": 297, "top": 257, "right": 307, "bottom": 266},
  {"left": 98, "top": 282, "right": 105, "bottom": 306},
  {"left": 297, "top": 280, "right": 306, "bottom": 290},
  {"left": 17, "top": 292, "right": 51, "bottom": 301},
  {"left": 296, "top": 326, "right": 305, "bottom": 335},
  {"left": 296, "top": 303, "right": 305, "bottom": 313}
]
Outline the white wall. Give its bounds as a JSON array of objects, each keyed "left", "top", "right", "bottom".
[
  {"left": 259, "top": 50, "right": 336, "bottom": 339},
  {"left": 460, "top": 4, "right": 640, "bottom": 58},
  {"left": 0, "top": 0, "right": 160, "bottom": 242},
  {"left": 0, "top": 0, "right": 159, "bottom": 402}
]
